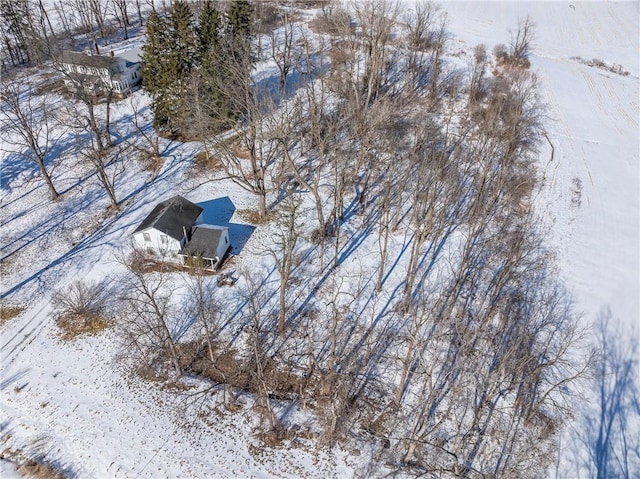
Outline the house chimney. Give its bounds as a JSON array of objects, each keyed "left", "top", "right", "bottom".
[
  {"left": 183, "top": 226, "right": 188, "bottom": 241},
  {"left": 110, "top": 51, "right": 115, "bottom": 57}
]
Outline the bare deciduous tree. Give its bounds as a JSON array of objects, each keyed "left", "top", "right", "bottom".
[
  {"left": 270, "top": 11, "right": 296, "bottom": 90},
  {"left": 353, "top": 0, "right": 399, "bottom": 108},
  {"left": 80, "top": 142, "right": 124, "bottom": 207},
  {"left": 0, "top": 79, "right": 62, "bottom": 199},
  {"left": 239, "top": 267, "right": 282, "bottom": 433},
  {"left": 186, "top": 269, "right": 221, "bottom": 364},
  {"left": 269, "top": 188, "right": 303, "bottom": 334},
  {"left": 510, "top": 15, "right": 535, "bottom": 66},
  {"left": 402, "top": 0, "right": 441, "bottom": 95},
  {"left": 111, "top": 0, "right": 131, "bottom": 40},
  {"left": 119, "top": 260, "right": 182, "bottom": 378},
  {"left": 128, "top": 95, "right": 162, "bottom": 162},
  {"left": 209, "top": 90, "right": 280, "bottom": 220}
]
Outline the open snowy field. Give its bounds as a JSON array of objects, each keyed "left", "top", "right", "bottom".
[
  {"left": 1, "top": 1, "right": 638, "bottom": 477},
  {"left": 441, "top": 0, "right": 639, "bottom": 328}
]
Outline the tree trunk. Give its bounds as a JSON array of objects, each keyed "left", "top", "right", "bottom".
[
  {"left": 36, "top": 155, "right": 59, "bottom": 200},
  {"left": 87, "top": 100, "right": 105, "bottom": 151},
  {"left": 258, "top": 191, "right": 266, "bottom": 220}
]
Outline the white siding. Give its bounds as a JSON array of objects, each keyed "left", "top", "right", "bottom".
[
  {"left": 216, "top": 228, "right": 230, "bottom": 260},
  {"left": 133, "top": 228, "right": 183, "bottom": 261}
]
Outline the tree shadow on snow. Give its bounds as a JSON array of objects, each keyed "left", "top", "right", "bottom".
[{"left": 196, "top": 197, "right": 255, "bottom": 256}]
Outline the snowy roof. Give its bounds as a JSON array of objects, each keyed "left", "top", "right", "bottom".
[
  {"left": 133, "top": 195, "right": 203, "bottom": 241},
  {"left": 61, "top": 48, "right": 142, "bottom": 70},
  {"left": 115, "top": 47, "right": 143, "bottom": 64},
  {"left": 179, "top": 225, "right": 228, "bottom": 260},
  {"left": 61, "top": 50, "right": 115, "bottom": 69}
]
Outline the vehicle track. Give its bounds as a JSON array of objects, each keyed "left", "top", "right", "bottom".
[{"left": 1, "top": 300, "right": 52, "bottom": 367}]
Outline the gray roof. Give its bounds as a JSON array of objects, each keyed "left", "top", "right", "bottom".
[
  {"left": 134, "top": 195, "right": 203, "bottom": 241},
  {"left": 115, "top": 47, "right": 143, "bottom": 64},
  {"left": 179, "top": 226, "right": 227, "bottom": 260},
  {"left": 61, "top": 50, "right": 115, "bottom": 70}
]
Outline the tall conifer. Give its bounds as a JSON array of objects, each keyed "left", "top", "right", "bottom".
[
  {"left": 196, "top": 1, "right": 227, "bottom": 131},
  {"left": 141, "top": 9, "right": 172, "bottom": 129},
  {"left": 225, "top": 0, "right": 254, "bottom": 122}
]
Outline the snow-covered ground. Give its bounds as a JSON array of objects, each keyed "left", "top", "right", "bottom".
[
  {"left": 0, "top": 99, "right": 359, "bottom": 475},
  {"left": 440, "top": 0, "right": 639, "bottom": 328},
  {"left": 1, "top": 1, "right": 638, "bottom": 477}
]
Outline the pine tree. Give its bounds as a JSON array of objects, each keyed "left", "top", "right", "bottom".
[
  {"left": 224, "top": 0, "right": 254, "bottom": 122},
  {"left": 195, "top": 1, "right": 227, "bottom": 132},
  {"left": 141, "top": 1, "right": 196, "bottom": 133},
  {"left": 196, "top": 0, "right": 221, "bottom": 62},
  {"left": 227, "top": 0, "right": 253, "bottom": 41},
  {"left": 141, "top": 0, "right": 254, "bottom": 135},
  {"left": 167, "top": 0, "right": 196, "bottom": 131},
  {"left": 141, "top": 9, "right": 172, "bottom": 129},
  {"left": 170, "top": 0, "right": 196, "bottom": 78}
]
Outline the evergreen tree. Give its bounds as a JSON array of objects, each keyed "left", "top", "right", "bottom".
[
  {"left": 194, "top": 1, "right": 227, "bottom": 132},
  {"left": 196, "top": 0, "right": 221, "bottom": 62},
  {"left": 141, "top": 9, "right": 172, "bottom": 129},
  {"left": 169, "top": 0, "right": 196, "bottom": 78},
  {"left": 227, "top": 0, "right": 253, "bottom": 41},
  {"left": 141, "top": 0, "right": 255, "bottom": 135},
  {"left": 167, "top": 0, "right": 196, "bottom": 131},
  {"left": 224, "top": 0, "right": 254, "bottom": 122},
  {"left": 141, "top": 1, "right": 196, "bottom": 133}
]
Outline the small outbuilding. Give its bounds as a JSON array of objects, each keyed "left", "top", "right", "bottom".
[{"left": 178, "top": 225, "right": 231, "bottom": 269}]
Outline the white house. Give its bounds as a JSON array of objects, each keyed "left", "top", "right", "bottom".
[
  {"left": 60, "top": 48, "right": 142, "bottom": 97},
  {"left": 132, "top": 195, "right": 203, "bottom": 260},
  {"left": 132, "top": 195, "right": 232, "bottom": 269}
]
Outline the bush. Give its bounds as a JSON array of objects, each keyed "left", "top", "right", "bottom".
[
  {"left": 494, "top": 43, "right": 530, "bottom": 69},
  {"left": 191, "top": 150, "right": 223, "bottom": 174},
  {"left": 0, "top": 302, "right": 24, "bottom": 326},
  {"left": 308, "top": 7, "right": 352, "bottom": 36},
  {"left": 52, "top": 280, "right": 112, "bottom": 340},
  {"left": 18, "top": 458, "right": 67, "bottom": 479}
]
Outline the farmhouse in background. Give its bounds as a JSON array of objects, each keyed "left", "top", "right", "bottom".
[
  {"left": 60, "top": 48, "right": 142, "bottom": 97},
  {"left": 132, "top": 195, "right": 231, "bottom": 269}
]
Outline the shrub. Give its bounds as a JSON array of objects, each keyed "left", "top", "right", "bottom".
[
  {"left": 191, "top": 150, "right": 223, "bottom": 174},
  {"left": 18, "top": 458, "right": 67, "bottom": 479},
  {"left": 237, "top": 208, "right": 273, "bottom": 225},
  {"left": 52, "top": 280, "right": 112, "bottom": 340},
  {"left": 0, "top": 302, "right": 24, "bottom": 326}
]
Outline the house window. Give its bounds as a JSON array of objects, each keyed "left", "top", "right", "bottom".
[
  {"left": 160, "top": 235, "right": 168, "bottom": 244},
  {"left": 143, "top": 232, "right": 151, "bottom": 242}
]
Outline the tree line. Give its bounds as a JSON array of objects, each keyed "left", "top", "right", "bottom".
[{"left": 1, "top": 0, "right": 147, "bottom": 68}]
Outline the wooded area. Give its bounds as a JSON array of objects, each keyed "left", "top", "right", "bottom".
[{"left": 2, "top": 1, "right": 637, "bottom": 478}]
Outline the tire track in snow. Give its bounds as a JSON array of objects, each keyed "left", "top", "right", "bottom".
[
  {"left": 579, "top": 68, "right": 626, "bottom": 139},
  {"left": 599, "top": 75, "right": 638, "bottom": 131},
  {"left": 0, "top": 301, "right": 51, "bottom": 367}
]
